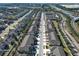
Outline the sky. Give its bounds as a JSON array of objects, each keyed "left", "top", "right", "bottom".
[
  {"left": 0, "top": 0, "right": 79, "bottom": 3},
  {"left": 62, "top": 5, "right": 79, "bottom": 8}
]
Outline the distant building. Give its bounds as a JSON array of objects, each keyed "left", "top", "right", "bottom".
[{"left": 46, "top": 12, "right": 59, "bottom": 20}]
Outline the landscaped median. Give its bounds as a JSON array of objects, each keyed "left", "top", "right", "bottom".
[{"left": 52, "top": 21, "right": 73, "bottom": 56}]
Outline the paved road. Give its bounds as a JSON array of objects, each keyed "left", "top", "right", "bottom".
[
  {"left": 37, "top": 12, "right": 49, "bottom": 56},
  {"left": 38, "top": 12, "right": 45, "bottom": 56}
]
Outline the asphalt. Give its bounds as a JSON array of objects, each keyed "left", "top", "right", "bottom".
[{"left": 38, "top": 12, "right": 45, "bottom": 56}]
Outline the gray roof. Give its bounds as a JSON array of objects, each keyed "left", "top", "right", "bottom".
[{"left": 50, "top": 46, "right": 66, "bottom": 56}]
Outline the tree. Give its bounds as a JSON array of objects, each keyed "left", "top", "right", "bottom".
[
  {"left": 11, "top": 41, "right": 15, "bottom": 45},
  {"left": 13, "top": 34, "right": 18, "bottom": 41},
  {"left": 5, "top": 44, "right": 9, "bottom": 50}
]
